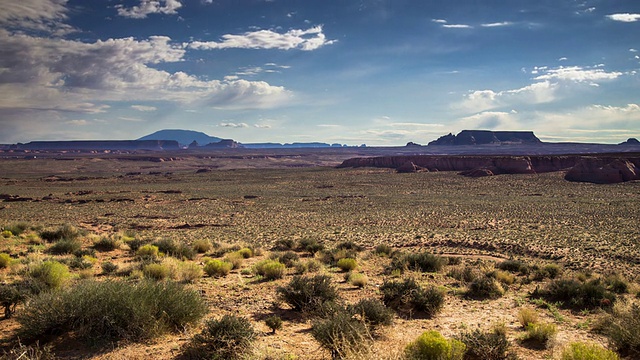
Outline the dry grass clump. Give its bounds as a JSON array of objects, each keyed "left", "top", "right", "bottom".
[
  {"left": 336, "top": 258, "right": 358, "bottom": 272},
  {"left": 48, "top": 239, "right": 82, "bottom": 255},
  {"left": 311, "top": 309, "right": 372, "bottom": 360},
  {"left": 447, "top": 265, "right": 482, "bottom": 283},
  {"left": 0, "top": 253, "right": 11, "bottom": 268},
  {"left": 143, "top": 263, "right": 171, "bottom": 280},
  {"left": 136, "top": 244, "right": 159, "bottom": 259},
  {"left": 600, "top": 302, "right": 640, "bottom": 357},
  {"left": 496, "top": 260, "right": 530, "bottom": 275},
  {"left": 28, "top": 261, "right": 71, "bottom": 291},
  {"left": 152, "top": 238, "right": 196, "bottom": 260},
  {"left": 517, "top": 307, "right": 539, "bottom": 328},
  {"left": 404, "top": 330, "right": 466, "bottom": 360},
  {"left": 457, "top": 326, "right": 515, "bottom": 360},
  {"left": 277, "top": 275, "right": 339, "bottom": 313},
  {"left": 560, "top": 342, "right": 619, "bottom": 360},
  {"left": 253, "top": 259, "right": 285, "bottom": 280},
  {"left": 39, "top": 224, "right": 82, "bottom": 243},
  {"left": 347, "top": 272, "right": 368, "bottom": 288},
  {"left": 521, "top": 322, "right": 557, "bottom": 348},
  {"left": 388, "top": 251, "right": 445, "bottom": 274},
  {"left": 466, "top": 276, "right": 504, "bottom": 300},
  {"left": 191, "top": 239, "right": 212, "bottom": 253}
]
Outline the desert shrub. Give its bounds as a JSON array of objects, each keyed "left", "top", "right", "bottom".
[
  {"left": 237, "top": 247, "right": 253, "bottom": 258},
  {"left": 1, "top": 230, "right": 12, "bottom": 238},
  {"left": 225, "top": 252, "right": 244, "bottom": 269},
  {"left": 374, "top": 243, "right": 393, "bottom": 257},
  {"left": 152, "top": 238, "right": 195, "bottom": 260},
  {"left": 65, "top": 255, "right": 93, "bottom": 270},
  {"left": 39, "top": 224, "right": 82, "bottom": 243},
  {"left": 497, "top": 260, "right": 529, "bottom": 275},
  {"left": 336, "top": 258, "right": 357, "bottom": 272},
  {"left": 299, "top": 238, "right": 324, "bottom": 255},
  {"left": 601, "top": 303, "right": 640, "bottom": 357},
  {"left": 335, "top": 241, "right": 363, "bottom": 252},
  {"left": 271, "top": 251, "right": 299, "bottom": 267},
  {"left": 186, "top": 315, "right": 255, "bottom": 360},
  {"left": 126, "top": 238, "right": 148, "bottom": 252},
  {"left": 348, "top": 299, "right": 394, "bottom": 328},
  {"left": 604, "top": 274, "right": 629, "bottom": 294},
  {"left": 192, "top": 239, "right": 212, "bottom": 253},
  {"left": 17, "top": 280, "right": 207, "bottom": 342},
  {"left": 467, "top": 276, "right": 504, "bottom": 300},
  {"left": 457, "top": 328, "right": 513, "bottom": 360},
  {"left": 254, "top": 259, "right": 285, "bottom": 280},
  {"left": 532, "top": 263, "right": 563, "bottom": 281},
  {"left": 561, "top": 342, "right": 619, "bottom": 360},
  {"left": 204, "top": 259, "right": 233, "bottom": 277},
  {"left": 28, "top": 261, "right": 71, "bottom": 291},
  {"left": 488, "top": 270, "right": 515, "bottom": 286},
  {"left": 448, "top": 266, "right": 482, "bottom": 283},
  {"left": 517, "top": 307, "right": 539, "bottom": 328},
  {"left": 380, "top": 278, "right": 444, "bottom": 318},
  {"left": 348, "top": 272, "right": 368, "bottom": 288},
  {"left": 143, "top": 263, "right": 170, "bottom": 280},
  {"left": 0, "top": 284, "right": 26, "bottom": 319},
  {"left": 3, "top": 222, "right": 29, "bottom": 236},
  {"left": 539, "top": 278, "right": 616, "bottom": 310},
  {"left": 311, "top": 309, "right": 371, "bottom": 359},
  {"left": 277, "top": 275, "right": 339, "bottom": 312},
  {"left": 93, "top": 236, "right": 119, "bottom": 252},
  {"left": 388, "top": 251, "right": 445, "bottom": 274},
  {"left": 136, "top": 244, "right": 159, "bottom": 259},
  {"left": 522, "top": 322, "right": 557, "bottom": 347},
  {"left": 306, "top": 259, "right": 323, "bottom": 272},
  {"left": 48, "top": 239, "right": 82, "bottom": 255},
  {"left": 273, "top": 238, "right": 296, "bottom": 251},
  {"left": 177, "top": 261, "right": 202, "bottom": 283},
  {"left": 0, "top": 253, "right": 11, "bottom": 268},
  {"left": 405, "top": 330, "right": 466, "bottom": 360},
  {"left": 265, "top": 315, "right": 283, "bottom": 333},
  {"left": 101, "top": 261, "right": 118, "bottom": 274},
  {"left": 446, "top": 256, "right": 462, "bottom": 265},
  {"left": 0, "top": 341, "right": 55, "bottom": 360}
]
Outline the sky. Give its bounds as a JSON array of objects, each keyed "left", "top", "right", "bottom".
[{"left": 0, "top": 0, "right": 639, "bottom": 145}]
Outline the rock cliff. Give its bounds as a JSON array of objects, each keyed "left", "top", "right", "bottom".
[{"left": 428, "top": 130, "right": 542, "bottom": 146}]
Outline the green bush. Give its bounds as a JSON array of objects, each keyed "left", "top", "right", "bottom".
[
  {"left": 48, "top": 239, "right": 82, "bottom": 255},
  {"left": 136, "top": 244, "right": 159, "bottom": 259},
  {"left": 186, "top": 315, "right": 255, "bottom": 360},
  {"left": 101, "top": 261, "right": 118, "bottom": 275},
  {"left": 522, "top": 322, "right": 557, "bottom": 347},
  {"left": 39, "top": 224, "right": 81, "bottom": 243},
  {"left": 405, "top": 330, "right": 466, "bottom": 360},
  {"left": 467, "top": 276, "right": 505, "bottom": 300},
  {"left": 311, "top": 310, "right": 371, "bottom": 359},
  {"left": 93, "top": 236, "right": 119, "bottom": 252},
  {"left": 374, "top": 243, "right": 393, "bottom": 257},
  {"left": 348, "top": 299, "right": 394, "bottom": 329},
  {"left": 1, "top": 230, "right": 12, "bottom": 238},
  {"left": 192, "top": 239, "right": 212, "bottom": 253},
  {"left": 497, "top": 260, "right": 529, "bottom": 275},
  {"left": 17, "top": 280, "right": 207, "bottom": 342},
  {"left": 604, "top": 274, "right": 629, "bottom": 294},
  {"left": 3, "top": 222, "right": 29, "bottom": 236},
  {"left": 387, "top": 251, "right": 445, "bottom": 274},
  {"left": 601, "top": 303, "right": 640, "bottom": 357},
  {"left": 204, "top": 259, "right": 233, "bottom": 277},
  {"left": 277, "top": 275, "right": 339, "bottom": 312},
  {"left": 143, "top": 263, "right": 170, "bottom": 280},
  {"left": 271, "top": 251, "right": 300, "bottom": 267},
  {"left": 254, "top": 259, "right": 285, "bottom": 280},
  {"left": 0, "top": 253, "right": 11, "bottom": 268},
  {"left": 561, "top": 342, "right": 619, "bottom": 360},
  {"left": 28, "top": 261, "right": 71, "bottom": 291},
  {"left": 237, "top": 247, "right": 253, "bottom": 258},
  {"left": 457, "top": 328, "right": 514, "bottom": 360},
  {"left": 336, "top": 258, "right": 357, "bottom": 272},
  {"left": 380, "top": 278, "right": 444, "bottom": 318},
  {"left": 265, "top": 315, "right": 283, "bottom": 333},
  {"left": 538, "top": 278, "right": 616, "bottom": 310}
]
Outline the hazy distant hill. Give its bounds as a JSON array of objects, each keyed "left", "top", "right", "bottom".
[{"left": 138, "top": 129, "right": 222, "bottom": 147}]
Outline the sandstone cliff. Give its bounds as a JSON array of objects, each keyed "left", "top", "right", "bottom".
[{"left": 428, "top": 130, "right": 541, "bottom": 146}]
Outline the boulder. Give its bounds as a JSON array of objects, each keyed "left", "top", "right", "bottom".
[
  {"left": 396, "top": 161, "right": 426, "bottom": 173},
  {"left": 565, "top": 158, "right": 640, "bottom": 184}
]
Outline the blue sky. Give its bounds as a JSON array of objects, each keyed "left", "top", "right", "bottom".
[{"left": 1, "top": 0, "right": 639, "bottom": 145}]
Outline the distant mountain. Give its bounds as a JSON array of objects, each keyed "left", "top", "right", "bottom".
[
  {"left": 138, "top": 129, "right": 222, "bottom": 147},
  {"left": 242, "top": 142, "right": 347, "bottom": 149},
  {"left": 428, "top": 130, "right": 542, "bottom": 146}
]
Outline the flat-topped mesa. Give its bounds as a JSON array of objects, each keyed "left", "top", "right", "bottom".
[{"left": 428, "top": 130, "right": 542, "bottom": 146}]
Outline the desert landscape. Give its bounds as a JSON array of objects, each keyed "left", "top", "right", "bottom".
[{"left": 0, "top": 145, "right": 639, "bottom": 360}]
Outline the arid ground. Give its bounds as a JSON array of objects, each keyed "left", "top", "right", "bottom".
[{"left": 0, "top": 152, "right": 638, "bottom": 359}]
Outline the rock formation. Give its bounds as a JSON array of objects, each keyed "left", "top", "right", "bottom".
[
  {"left": 428, "top": 130, "right": 542, "bottom": 146},
  {"left": 619, "top": 138, "right": 640, "bottom": 146},
  {"left": 564, "top": 157, "right": 640, "bottom": 184}
]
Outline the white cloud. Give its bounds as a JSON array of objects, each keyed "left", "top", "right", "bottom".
[
  {"left": 558, "top": 57, "right": 568, "bottom": 61},
  {"left": 188, "top": 26, "right": 336, "bottom": 51},
  {"left": 432, "top": 19, "right": 447, "bottom": 24},
  {"left": 219, "top": 122, "right": 249, "bottom": 128},
  {"left": 460, "top": 81, "right": 558, "bottom": 112},
  {"left": 116, "top": 0, "right": 183, "bottom": 19},
  {"left": 0, "top": 0, "right": 74, "bottom": 35},
  {"left": 65, "top": 119, "right": 88, "bottom": 126},
  {"left": 442, "top": 24, "right": 472, "bottom": 29},
  {"left": 253, "top": 124, "right": 271, "bottom": 129},
  {"left": 456, "top": 111, "right": 520, "bottom": 130},
  {"left": 533, "top": 66, "right": 622, "bottom": 82},
  {"left": 630, "top": 48, "right": 638, "bottom": 52},
  {"left": 131, "top": 105, "right": 157, "bottom": 112},
  {"left": 389, "top": 123, "right": 445, "bottom": 128},
  {"left": 606, "top": 13, "right": 640, "bottom": 22},
  {"left": 118, "top": 116, "right": 144, "bottom": 122},
  {"left": 481, "top": 22, "right": 513, "bottom": 27}
]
